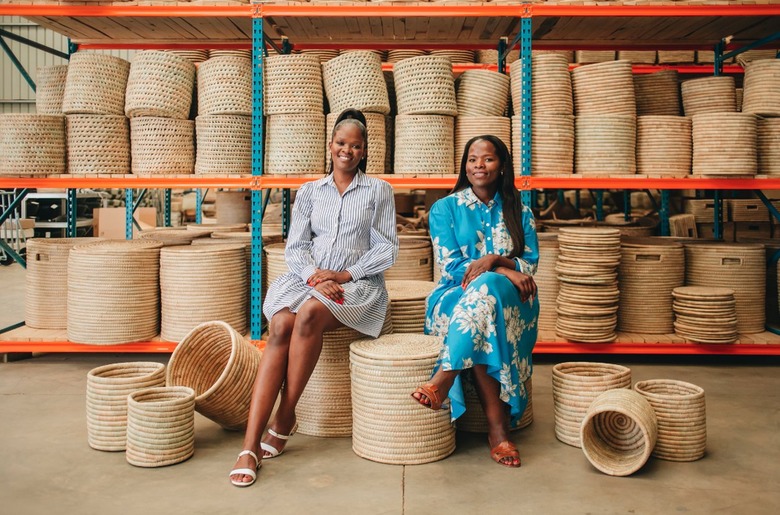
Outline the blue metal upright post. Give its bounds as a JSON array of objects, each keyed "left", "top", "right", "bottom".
[
  {"left": 660, "top": 190, "right": 670, "bottom": 236},
  {"left": 250, "top": 13, "right": 265, "bottom": 341},
  {"left": 164, "top": 189, "right": 172, "bottom": 227},
  {"left": 125, "top": 189, "right": 134, "bottom": 240},
  {"left": 623, "top": 191, "right": 631, "bottom": 221},
  {"left": 66, "top": 189, "right": 77, "bottom": 237},
  {"left": 713, "top": 191, "right": 723, "bottom": 240},
  {"left": 594, "top": 190, "right": 604, "bottom": 221},
  {"left": 519, "top": 13, "right": 532, "bottom": 208},
  {"left": 195, "top": 189, "right": 203, "bottom": 224}
]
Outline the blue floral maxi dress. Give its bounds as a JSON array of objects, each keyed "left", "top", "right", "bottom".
[{"left": 424, "top": 188, "right": 539, "bottom": 424}]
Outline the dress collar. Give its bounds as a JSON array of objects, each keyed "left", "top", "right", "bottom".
[
  {"left": 459, "top": 187, "right": 502, "bottom": 209},
  {"left": 323, "top": 171, "right": 368, "bottom": 192}
]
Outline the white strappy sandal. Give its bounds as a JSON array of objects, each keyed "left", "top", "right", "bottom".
[
  {"left": 229, "top": 450, "right": 260, "bottom": 487},
  {"left": 260, "top": 424, "right": 298, "bottom": 459}
]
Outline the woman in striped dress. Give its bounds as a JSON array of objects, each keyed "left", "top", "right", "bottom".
[{"left": 230, "top": 109, "right": 398, "bottom": 487}]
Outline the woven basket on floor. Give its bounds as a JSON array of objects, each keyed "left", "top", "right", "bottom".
[
  {"left": 758, "top": 118, "right": 780, "bottom": 175},
  {"left": 325, "top": 112, "right": 386, "bottom": 174},
  {"left": 457, "top": 116, "right": 511, "bottom": 170},
  {"left": 195, "top": 115, "right": 251, "bottom": 174},
  {"left": 125, "top": 50, "right": 195, "bottom": 119},
  {"left": 264, "top": 54, "right": 322, "bottom": 115},
  {"left": 350, "top": 334, "right": 456, "bottom": 465},
  {"left": 633, "top": 70, "right": 681, "bottom": 116},
  {"left": 636, "top": 116, "right": 691, "bottom": 177},
  {"left": 691, "top": 113, "right": 756, "bottom": 176},
  {"left": 513, "top": 115, "right": 574, "bottom": 176},
  {"left": 198, "top": 56, "right": 252, "bottom": 116},
  {"left": 393, "top": 55, "right": 457, "bottom": 116},
  {"left": 160, "top": 245, "right": 247, "bottom": 342},
  {"left": 617, "top": 51, "right": 656, "bottom": 64},
  {"left": 657, "top": 51, "right": 695, "bottom": 64},
  {"left": 66, "top": 115, "right": 130, "bottom": 175},
  {"left": 476, "top": 49, "right": 519, "bottom": 65},
  {"left": 86, "top": 362, "right": 166, "bottom": 452},
  {"left": 574, "top": 115, "right": 636, "bottom": 175},
  {"left": 634, "top": 379, "right": 706, "bottom": 462},
  {"left": 742, "top": 59, "right": 780, "bottom": 117},
  {"left": 130, "top": 117, "right": 195, "bottom": 175},
  {"left": 536, "top": 233, "right": 559, "bottom": 331},
  {"left": 216, "top": 190, "right": 251, "bottom": 224},
  {"left": 35, "top": 65, "right": 68, "bottom": 114},
  {"left": 580, "top": 389, "right": 658, "bottom": 477},
  {"left": 265, "top": 113, "right": 325, "bottom": 175},
  {"left": 455, "top": 70, "right": 509, "bottom": 117},
  {"left": 681, "top": 76, "right": 737, "bottom": 116},
  {"left": 571, "top": 60, "right": 636, "bottom": 116},
  {"left": 456, "top": 376, "right": 534, "bottom": 432},
  {"left": 429, "top": 50, "right": 475, "bottom": 64},
  {"left": 552, "top": 362, "right": 631, "bottom": 448},
  {"left": 322, "top": 51, "right": 390, "bottom": 115},
  {"left": 511, "top": 55, "right": 573, "bottom": 116},
  {"left": 0, "top": 114, "right": 65, "bottom": 176},
  {"left": 67, "top": 240, "right": 162, "bottom": 344},
  {"left": 575, "top": 51, "right": 615, "bottom": 64},
  {"left": 394, "top": 114, "right": 454, "bottom": 175},
  {"left": 385, "top": 238, "right": 433, "bottom": 281},
  {"left": 62, "top": 53, "right": 129, "bottom": 115},
  {"left": 126, "top": 386, "right": 196, "bottom": 467},
  {"left": 167, "top": 321, "right": 262, "bottom": 430},
  {"left": 386, "top": 280, "right": 436, "bottom": 333}
]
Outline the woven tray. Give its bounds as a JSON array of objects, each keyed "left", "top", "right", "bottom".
[{"left": 428, "top": 50, "right": 475, "bottom": 64}]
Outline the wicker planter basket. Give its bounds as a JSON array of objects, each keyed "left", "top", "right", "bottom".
[
  {"left": 691, "top": 113, "right": 756, "bottom": 177},
  {"left": 195, "top": 115, "right": 251, "bottom": 174},
  {"left": 86, "top": 361, "right": 166, "bottom": 452},
  {"left": 455, "top": 70, "right": 509, "bottom": 117},
  {"left": 125, "top": 386, "right": 196, "bottom": 467},
  {"left": 634, "top": 379, "right": 706, "bottom": 462},
  {"left": 125, "top": 50, "right": 195, "bottom": 119},
  {"left": 394, "top": 115, "right": 454, "bottom": 175},
  {"left": 617, "top": 51, "right": 656, "bottom": 64},
  {"left": 263, "top": 54, "right": 322, "bottom": 115},
  {"left": 758, "top": 118, "right": 780, "bottom": 176},
  {"left": 428, "top": 50, "right": 475, "bottom": 64},
  {"left": 350, "top": 334, "right": 456, "bottom": 465},
  {"left": 385, "top": 238, "right": 433, "bottom": 281},
  {"left": 457, "top": 116, "right": 511, "bottom": 170},
  {"left": 575, "top": 51, "right": 615, "bottom": 64},
  {"left": 742, "top": 59, "right": 780, "bottom": 117},
  {"left": 35, "top": 65, "right": 68, "bottom": 114},
  {"left": 62, "top": 53, "right": 129, "bottom": 115},
  {"left": 130, "top": 117, "right": 195, "bottom": 175},
  {"left": 198, "top": 56, "right": 252, "bottom": 116},
  {"left": 393, "top": 55, "right": 457, "bottom": 116},
  {"left": 166, "top": 321, "right": 263, "bottom": 430},
  {"left": 325, "top": 112, "right": 386, "bottom": 174},
  {"left": 265, "top": 113, "right": 325, "bottom": 175},
  {"left": 456, "top": 376, "right": 534, "bottom": 433},
  {"left": 386, "top": 280, "right": 436, "bottom": 333},
  {"left": 571, "top": 60, "right": 636, "bottom": 116},
  {"left": 67, "top": 240, "right": 162, "bottom": 344},
  {"left": 216, "top": 190, "right": 251, "bottom": 224},
  {"left": 513, "top": 115, "right": 574, "bottom": 176},
  {"left": 574, "top": 115, "right": 636, "bottom": 175},
  {"left": 580, "top": 389, "right": 658, "bottom": 477},
  {"left": 633, "top": 70, "right": 681, "bottom": 116},
  {"left": 66, "top": 114, "right": 130, "bottom": 175},
  {"left": 511, "top": 55, "right": 572, "bottom": 117},
  {"left": 322, "top": 51, "right": 390, "bottom": 115},
  {"left": 0, "top": 114, "right": 65, "bottom": 176},
  {"left": 636, "top": 116, "right": 692, "bottom": 177},
  {"left": 681, "top": 76, "right": 737, "bottom": 116}
]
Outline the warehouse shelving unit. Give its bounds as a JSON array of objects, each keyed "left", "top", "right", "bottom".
[{"left": 1, "top": 3, "right": 779, "bottom": 355}]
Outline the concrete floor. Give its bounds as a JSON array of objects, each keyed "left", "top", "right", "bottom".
[{"left": 2, "top": 262, "right": 780, "bottom": 514}]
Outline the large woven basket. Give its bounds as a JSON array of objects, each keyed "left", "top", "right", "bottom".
[
  {"left": 67, "top": 240, "right": 162, "bottom": 344},
  {"left": 681, "top": 76, "right": 737, "bottom": 116},
  {"left": 0, "top": 114, "right": 65, "bottom": 176},
  {"left": 393, "top": 55, "right": 457, "bottom": 116},
  {"left": 457, "top": 116, "right": 511, "bottom": 170},
  {"left": 386, "top": 280, "right": 436, "bottom": 333},
  {"left": 125, "top": 50, "right": 195, "bottom": 119},
  {"left": 265, "top": 113, "right": 325, "bottom": 175},
  {"left": 264, "top": 54, "right": 322, "bottom": 115},
  {"left": 35, "top": 65, "right": 68, "bottom": 114},
  {"left": 574, "top": 115, "right": 636, "bottom": 175},
  {"left": 634, "top": 379, "right": 706, "bottom": 462},
  {"left": 758, "top": 118, "right": 780, "bottom": 176},
  {"left": 633, "top": 70, "right": 681, "bottom": 116},
  {"left": 513, "top": 115, "right": 574, "bottom": 176},
  {"left": 580, "top": 389, "right": 658, "bottom": 477},
  {"left": 385, "top": 238, "right": 433, "bottom": 281},
  {"left": 66, "top": 114, "right": 130, "bottom": 175},
  {"left": 691, "top": 113, "right": 756, "bottom": 176},
  {"left": 535, "top": 233, "right": 559, "bottom": 331},
  {"left": 160, "top": 245, "right": 247, "bottom": 342},
  {"left": 195, "top": 114, "right": 251, "bottom": 174},
  {"left": 126, "top": 386, "right": 196, "bottom": 468},
  {"left": 571, "top": 60, "right": 636, "bottom": 116},
  {"left": 130, "top": 117, "right": 195, "bottom": 175},
  {"left": 514, "top": 54, "right": 573, "bottom": 116},
  {"left": 742, "top": 59, "right": 780, "bottom": 117},
  {"left": 86, "top": 362, "right": 166, "bottom": 452},
  {"left": 216, "top": 190, "right": 251, "bottom": 224},
  {"left": 552, "top": 362, "right": 632, "bottom": 448},
  {"left": 636, "top": 116, "right": 691, "bottom": 177},
  {"left": 350, "top": 334, "right": 456, "bottom": 465},
  {"left": 62, "top": 53, "right": 129, "bottom": 115},
  {"left": 456, "top": 376, "right": 534, "bottom": 433},
  {"left": 394, "top": 114, "right": 454, "bottom": 175},
  {"left": 322, "top": 51, "right": 390, "bottom": 115},
  {"left": 198, "top": 56, "right": 252, "bottom": 116},
  {"left": 325, "top": 112, "right": 386, "bottom": 174},
  {"left": 167, "top": 320, "right": 262, "bottom": 430},
  {"left": 455, "top": 70, "right": 509, "bottom": 117}
]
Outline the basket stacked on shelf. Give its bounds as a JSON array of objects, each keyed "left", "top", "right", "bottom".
[{"left": 454, "top": 69, "right": 510, "bottom": 169}]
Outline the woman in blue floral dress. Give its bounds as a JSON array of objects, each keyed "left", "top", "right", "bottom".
[{"left": 412, "top": 135, "right": 539, "bottom": 468}]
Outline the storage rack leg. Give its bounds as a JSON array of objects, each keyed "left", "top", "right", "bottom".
[
  {"left": 66, "top": 188, "right": 77, "bottom": 237},
  {"left": 251, "top": 13, "right": 265, "bottom": 339},
  {"left": 125, "top": 189, "right": 133, "bottom": 240}
]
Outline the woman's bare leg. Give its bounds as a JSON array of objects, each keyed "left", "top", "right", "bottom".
[
  {"left": 472, "top": 365, "right": 519, "bottom": 467},
  {"left": 411, "top": 368, "right": 459, "bottom": 407}
]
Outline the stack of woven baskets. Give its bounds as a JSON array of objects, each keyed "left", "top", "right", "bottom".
[
  {"left": 743, "top": 59, "right": 780, "bottom": 175},
  {"left": 385, "top": 280, "right": 436, "bottom": 333},
  {"left": 535, "top": 233, "right": 560, "bottom": 332},
  {"left": 672, "top": 286, "right": 739, "bottom": 344},
  {"left": 385, "top": 237, "right": 434, "bottom": 282}
]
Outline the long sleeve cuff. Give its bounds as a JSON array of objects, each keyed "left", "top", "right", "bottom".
[
  {"left": 345, "top": 264, "right": 366, "bottom": 282},
  {"left": 299, "top": 265, "right": 317, "bottom": 284}
]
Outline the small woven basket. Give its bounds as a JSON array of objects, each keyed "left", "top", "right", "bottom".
[
  {"left": 86, "top": 362, "right": 166, "bottom": 452},
  {"left": 681, "top": 76, "right": 737, "bottom": 116},
  {"left": 125, "top": 50, "right": 195, "bottom": 119},
  {"left": 742, "top": 59, "right": 780, "bottom": 117},
  {"left": 325, "top": 112, "right": 386, "bottom": 174},
  {"left": 394, "top": 115, "right": 454, "bottom": 175},
  {"left": 633, "top": 70, "right": 681, "bottom": 116},
  {"left": 195, "top": 115, "right": 251, "bottom": 174},
  {"left": 691, "top": 113, "right": 756, "bottom": 177},
  {"left": 62, "top": 53, "right": 130, "bottom": 115},
  {"left": 636, "top": 116, "right": 691, "bottom": 177},
  {"left": 166, "top": 321, "right": 263, "bottom": 430},
  {"left": 574, "top": 115, "right": 636, "bottom": 175},
  {"left": 265, "top": 113, "right": 325, "bottom": 175},
  {"left": 617, "top": 51, "right": 657, "bottom": 64},
  {"left": 130, "top": 117, "right": 195, "bottom": 175},
  {"left": 386, "top": 280, "right": 436, "bottom": 333},
  {"left": 322, "top": 51, "right": 390, "bottom": 115},
  {"left": 138, "top": 228, "right": 211, "bottom": 247},
  {"left": 455, "top": 70, "right": 509, "bottom": 117},
  {"left": 66, "top": 114, "right": 130, "bottom": 175},
  {"left": 197, "top": 56, "right": 252, "bottom": 116},
  {"left": 35, "top": 65, "right": 68, "bottom": 114},
  {"left": 0, "top": 114, "right": 65, "bottom": 176},
  {"left": 571, "top": 60, "right": 636, "bottom": 116},
  {"left": 387, "top": 49, "right": 427, "bottom": 62},
  {"left": 393, "top": 55, "right": 457, "bottom": 116},
  {"left": 385, "top": 238, "right": 433, "bottom": 281},
  {"left": 657, "top": 51, "right": 696, "bottom": 64},
  {"left": 264, "top": 54, "right": 322, "bottom": 115}
]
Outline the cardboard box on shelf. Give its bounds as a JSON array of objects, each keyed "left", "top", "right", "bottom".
[{"left": 93, "top": 208, "right": 157, "bottom": 239}]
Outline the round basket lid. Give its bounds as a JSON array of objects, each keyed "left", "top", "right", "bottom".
[{"left": 350, "top": 333, "right": 442, "bottom": 361}]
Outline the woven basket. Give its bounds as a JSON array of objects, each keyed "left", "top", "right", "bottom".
[
  {"left": 393, "top": 55, "right": 457, "bottom": 116},
  {"left": 209, "top": 49, "right": 252, "bottom": 60},
  {"left": 552, "top": 362, "right": 631, "bottom": 448},
  {"left": 457, "top": 116, "right": 511, "bottom": 170},
  {"left": 167, "top": 320, "right": 263, "bottom": 430},
  {"left": 476, "top": 49, "right": 519, "bottom": 65},
  {"left": 385, "top": 238, "right": 433, "bottom": 281},
  {"left": 322, "top": 51, "right": 390, "bottom": 115},
  {"left": 197, "top": 56, "right": 252, "bottom": 116},
  {"left": 691, "top": 113, "right": 756, "bottom": 176},
  {"left": 350, "top": 334, "right": 456, "bottom": 465},
  {"left": 264, "top": 54, "right": 322, "bottom": 115},
  {"left": 456, "top": 376, "right": 534, "bottom": 433},
  {"left": 394, "top": 115, "right": 454, "bottom": 175},
  {"left": 216, "top": 190, "right": 251, "bottom": 224},
  {"left": 511, "top": 55, "right": 573, "bottom": 116},
  {"left": 617, "top": 51, "right": 656, "bottom": 64},
  {"left": 125, "top": 386, "right": 196, "bottom": 467},
  {"left": 742, "top": 59, "right": 780, "bottom": 117},
  {"left": 728, "top": 199, "right": 769, "bottom": 222},
  {"left": 657, "top": 51, "right": 695, "bottom": 64},
  {"left": 265, "top": 113, "right": 325, "bottom": 175},
  {"left": 66, "top": 114, "right": 130, "bottom": 175},
  {"left": 429, "top": 50, "right": 475, "bottom": 64},
  {"left": 298, "top": 49, "right": 341, "bottom": 63},
  {"left": 35, "top": 65, "right": 68, "bottom": 114},
  {"left": 633, "top": 70, "right": 681, "bottom": 116},
  {"left": 130, "top": 117, "right": 195, "bottom": 175},
  {"left": 636, "top": 116, "right": 691, "bottom": 177},
  {"left": 387, "top": 49, "right": 427, "bottom": 63},
  {"left": 758, "top": 118, "right": 780, "bottom": 175},
  {"left": 736, "top": 87, "right": 744, "bottom": 112},
  {"left": 580, "top": 389, "right": 658, "bottom": 477},
  {"left": 138, "top": 228, "right": 211, "bottom": 247},
  {"left": 535, "top": 233, "right": 559, "bottom": 331},
  {"left": 0, "top": 114, "right": 65, "bottom": 176},
  {"left": 167, "top": 49, "right": 209, "bottom": 64},
  {"left": 533, "top": 50, "right": 574, "bottom": 62},
  {"left": 340, "top": 49, "right": 386, "bottom": 60},
  {"left": 62, "top": 53, "right": 129, "bottom": 115},
  {"left": 513, "top": 115, "right": 574, "bottom": 176},
  {"left": 575, "top": 51, "right": 615, "bottom": 64},
  {"left": 735, "top": 49, "right": 779, "bottom": 66},
  {"left": 681, "top": 76, "right": 737, "bottom": 116},
  {"left": 195, "top": 115, "right": 251, "bottom": 174},
  {"left": 571, "top": 60, "right": 636, "bottom": 116},
  {"left": 386, "top": 280, "right": 435, "bottom": 333},
  {"left": 325, "top": 112, "right": 386, "bottom": 174},
  {"left": 125, "top": 50, "right": 195, "bottom": 119},
  {"left": 455, "top": 70, "right": 509, "bottom": 117},
  {"left": 574, "top": 115, "right": 636, "bottom": 175},
  {"left": 634, "top": 379, "right": 706, "bottom": 462},
  {"left": 86, "top": 362, "right": 166, "bottom": 452},
  {"left": 67, "top": 240, "right": 162, "bottom": 344}
]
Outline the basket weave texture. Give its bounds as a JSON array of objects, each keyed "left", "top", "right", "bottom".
[
  {"left": 691, "top": 113, "right": 756, "bottom": 176},
  {"left": 35, "top": 65, "right": 68, "bottom": 114},
  {"left": 575, "top": 115, "right": 636, "bottom": 175},
  {"left": 0, "top": 114, "right": 65, "bottom": 176},
  {"left": 66, "top": 115, "right": 130, "bottom": 175},
  {"left": 511, "top": 55, "right": 573, "bottom": 116},
  {"left": 125, "top": 50, "right": 195, "bottom": 119},
  {"left": 63, "top": 53, "right": 129, "bottom": 115},
  {"left": 394, "top": 114, "right": 454, "bottom": 175},
  {"left": 636, "top": 116, "right": 691, "bottom": 177},
  {"left": 265, "top": 113, "right": 326, "bottom": 175},
  {"left": 455, "top": 70, "right": 509, "bottom": 117},
  {"left": 264, "top": 54, "right": 322, "bottom": 115},
  {"left": 198, "top": 56, "right": 253, "bottom": 116},
  {"left": 758, "top": 118, "right": 780, "bottom": 176},
  {"left": 633, "top": 70, "right": 681, "bottom": 116},
  {"left": 571, "top": 60, "right": 636, "bottom": 116},
  {"left": 681, "top": 76, "right": 737, "bottom": 116},
  {"left": 514, "top": 115, "right": 574, "bottom": 176},
  {"left": 195, "top": 115, "right": 251, "bottom": 174},
  {"left": 130, "top": 117, "right": 195, "bottom": 175},
  {"left": 385, "top": 238, "right": 433, "bottom": 281},
  {"left": 742, "top": 59, "right": 780, "bottom": 117},
  {"left": 393, "top": 55, "right": 457, "bottom": 116},
  {"left": 322, "top": 51, "right": 390, "bottom": 115}
]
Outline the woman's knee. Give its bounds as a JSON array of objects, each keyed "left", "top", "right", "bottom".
[
  {"left": 293, "top": 302, "right": 333, "bottom": 336},
  {"left": 268, "top": 312, "right": 295, "bottom": 343}
]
